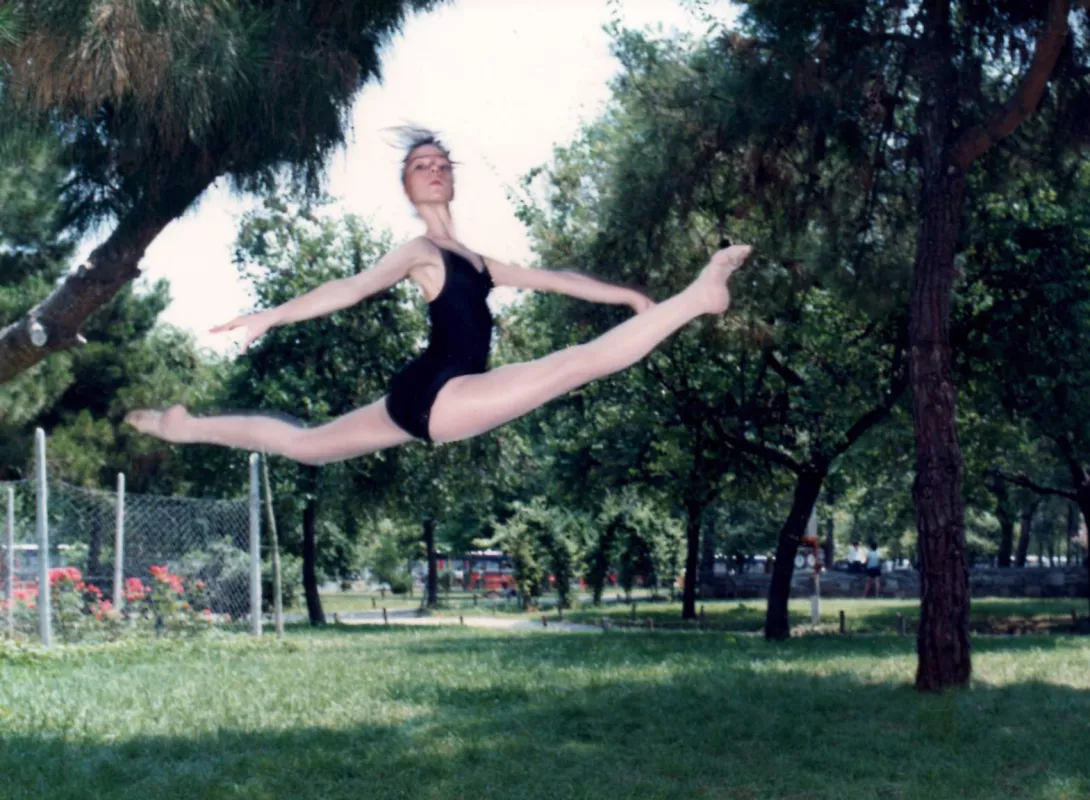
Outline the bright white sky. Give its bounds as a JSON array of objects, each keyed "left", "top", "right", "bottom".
[{"left": 78, "top": 0, "right": 736, "bottom": 354}]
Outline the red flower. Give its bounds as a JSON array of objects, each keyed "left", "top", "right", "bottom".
[
  {"left": 124, "top": 577, "right": 149, "bottom": 602},
  {"left": 48, "top": 566, "right": 82, "bottom": 586}
]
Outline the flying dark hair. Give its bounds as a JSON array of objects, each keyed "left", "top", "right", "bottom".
[{"left": 388, "top": 125, "right": 453, "bottom": 182}]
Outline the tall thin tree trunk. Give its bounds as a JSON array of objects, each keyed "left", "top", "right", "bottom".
[
  {"left": 1016, "top": 502, "right": 1037, "bottom": 568},
  {"left": 88, "top": 512, "right": 103, "bottom": 582},
  {"left": 300, "top": 466, "right": 324, "bottom": 626},
  {"left": 424, "top": 517, "right": 438, "bottom": 609},
  {"left": 1067, "top": 502, "right": 1077, "bottom": 565},
  {"left": 824, "top": 489, "right": 836, "bottom": 569},
  {"left": 994, "top": 477, "right": 1016, "bottom": 568},
  {"left": 700, "top": 521, "right": 717, "bottom": 592},
  {"left": 1077, "top": 494, "right": 1090, "bottom": 619},
  {"left": 911, "top": 0, "right": 971, "bottom": 691},
  {"left": 765, "top": 469, "right": 824, "bottom": 640},
  {"left": 682, "top": 498, "right": 702, "bottom": 620}
]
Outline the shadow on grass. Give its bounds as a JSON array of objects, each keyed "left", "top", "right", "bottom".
[
  {"left": 2, "top": 629, "right": 1087, "bottom": 800},
  {"left": 297, "top": 617, "right": 1088, "bottom": 664},
  {"left": 566, "top": 597, "right": 1090, "bottom": 636}
]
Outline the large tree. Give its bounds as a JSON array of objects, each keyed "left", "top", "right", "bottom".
[
  {"left": 724, "top": 0, "right": 1088, "bottom": 689},
  {"left": 0, "top": 0, "right": 441, "bottom": 385},
  {"left": 512, "top": 25, "right": 914, "bottom": 634}
]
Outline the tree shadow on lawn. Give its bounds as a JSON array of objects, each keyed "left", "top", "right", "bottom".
[
  {"left": 4, "top": 631, "right": 1088, "bottom": 800},
  {"left": 313, "top": 621, "right": 1086, "bottom": 667},
  {"left": 568, "top": 597, "right": 1090, "bottom": 636}
]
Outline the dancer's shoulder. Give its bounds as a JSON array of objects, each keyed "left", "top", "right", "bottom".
[{"left": 372, "top": 237, "right": 438, "bottom": 273}]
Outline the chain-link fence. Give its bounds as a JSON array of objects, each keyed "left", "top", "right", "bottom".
[{"left": 2, "top": 433, "right": 263, "bottom": 645}]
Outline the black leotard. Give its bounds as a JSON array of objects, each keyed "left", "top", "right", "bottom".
[{"left": 385, "top": 243, "right": 494, "bottom": 441}]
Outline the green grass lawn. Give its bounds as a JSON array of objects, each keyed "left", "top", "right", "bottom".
[{"left": 1, "top": 627, "right": 1088, "bottom": 799}]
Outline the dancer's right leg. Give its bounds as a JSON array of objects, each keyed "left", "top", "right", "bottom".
[{"left": 125, "top": 397, "right": 413, "bottom": 465}]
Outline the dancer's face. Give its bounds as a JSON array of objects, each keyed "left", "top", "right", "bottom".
[{"left": 403, "top": 145, "right": 454, "bottom": 207}]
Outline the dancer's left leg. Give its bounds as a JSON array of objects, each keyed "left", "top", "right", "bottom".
[{"left": 427, "top": 245, "right": 750, "bottom": 443}]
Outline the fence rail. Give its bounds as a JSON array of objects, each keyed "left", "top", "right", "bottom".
[{"left": 2, "top": 430, "right": 264, "bottom": 646}]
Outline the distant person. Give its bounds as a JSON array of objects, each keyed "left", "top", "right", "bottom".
[
  {"left": 847, "top": 539, "right": 864, "bottom": 573},
  {"left": 125, "top": 128, "right": 753, "bottom": 461},
  {"left": 863, "top": 540, "right": 882, "bottom": 598}
]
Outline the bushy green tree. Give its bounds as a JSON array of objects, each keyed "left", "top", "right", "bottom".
[{"left": 0, "top": 0, "right": 443, "bottom": 384}]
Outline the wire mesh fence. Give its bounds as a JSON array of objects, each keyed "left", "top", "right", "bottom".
[{"left": 2, "top": 435, "right": 262, "bottom": 645}]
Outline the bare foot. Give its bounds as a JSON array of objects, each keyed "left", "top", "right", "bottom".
[
  {"left": 124, "top": 404, "right": 192, "bottom": 443},
  {"left": 696, "top": 244, "right": 753, "bottom": 314}
]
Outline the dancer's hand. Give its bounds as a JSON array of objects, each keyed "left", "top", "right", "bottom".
[
  {"left": 628, "top": 291, "right": 655, "bottom": 314},
  {"left": 209, "top": 309, "right": 278, "bottom": 353}
]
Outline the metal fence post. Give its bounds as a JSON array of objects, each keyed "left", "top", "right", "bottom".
[
  {"left": 249, "top": 453, "right": 261, "bottom": 636},
  {"left": 35, "top": 428, "right": 51, "bottom": 648},
  {"left": 5, "top": 486, "right": 14, "bottom": 635},
  {"left": 113, "top": 473, "right": 125, "bottom": 611}
]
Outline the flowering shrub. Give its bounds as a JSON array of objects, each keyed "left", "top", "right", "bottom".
[
  {"left": 3, "top": 564, "right": 220, "bottom": 643},
  {"left": 128, "top": 564, "right": 214, "bottom": 637},
  {"left": 0, "top": 587, "right": 39, "bottom": 638}
]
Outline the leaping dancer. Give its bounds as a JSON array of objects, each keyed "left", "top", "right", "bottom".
[{"left": 126, "top": 129, "right": 752, "bottom": 462}]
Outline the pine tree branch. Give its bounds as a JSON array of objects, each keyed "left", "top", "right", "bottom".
[
  {"left": 707, "top": 412, "right": 802, "bottom": 474},
  {"left": 1001, "top": 472, "right": 1077, "bottom": 500},
  {"left": 0, "top": 170, "right": 214, "bottom": 385},
  {"left": 952, "top": 0, "right": 1072, "bottom": 171}
]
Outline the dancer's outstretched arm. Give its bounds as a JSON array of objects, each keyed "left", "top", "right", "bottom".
[
  {"left": 211, "top": 238, "right": 432, "bottom": 351},
  {"left": 484, "top": 258, "right": 654, "bottom": 313}
]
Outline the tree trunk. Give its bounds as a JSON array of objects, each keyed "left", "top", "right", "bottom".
[
  {"left": 1015, "top": 502, "right": 1037, "bottom": 568},
  {"left": 681, "top": 498, "right": 703, "bottom": 620},
  {"left": 993, "top": 476, "right": 1016, "bottom": 568},
  {"left": 700, "top": 520, "right": 716, "bottom": 591},
  {"left": 1067, "top": 502, "right": 1077, "bottom": 565},
  {"left": 824, "top": 495, "right": 835, "bottom": 569},
  {"left": 300, "top": 467, "right": 324, "bottom": 626},
  {"left": 0, "top": 170, "right": 213, "bottom": 385},
  {"left": 765, "top": 469, "right": 824, "bottom": 640},
  {"left": 87, "top": 511, "right": 103, "bottom": 583},
  {"left": 910, "top": 0, "right": 971, "bottom": 692},
  {"left": 1076, "top": 494, "right": 1090, "bottom": 619},
  {"left": 424, "top": 517, "right": 438, "bottom": 609}
]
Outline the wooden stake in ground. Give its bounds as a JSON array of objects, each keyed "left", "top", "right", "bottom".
[{"left": 261, "top": 455, "right": 284, "bottom": 637}]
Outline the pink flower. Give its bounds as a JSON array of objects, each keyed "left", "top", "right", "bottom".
[
  {"left": 124, "top": 577, "right": 149, "bottom": 603},
  {"left": 93, "top": 599, "right": 114, "bottom": 620},
  {"left": 49, "top": 567, "right": 82, "bottom": 586}
]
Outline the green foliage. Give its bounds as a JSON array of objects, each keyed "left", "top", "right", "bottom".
[
  {"left": 594, "top": 490, "right": 684, "bottom": 600},
  {"left": 363, "top": 517, "right": 417, "bottom": 590},
  {"left": 488, "top": 499, "right": 551, "bottom": 608},
  {"left": 1, "top": 0, "right": 445, "bottom": 226},
  {"left": 0, "top": 117, "right": 216, "bottom": 487},
  {"left": 175, "top": 538, "right": 248, "bottom": 614}
]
